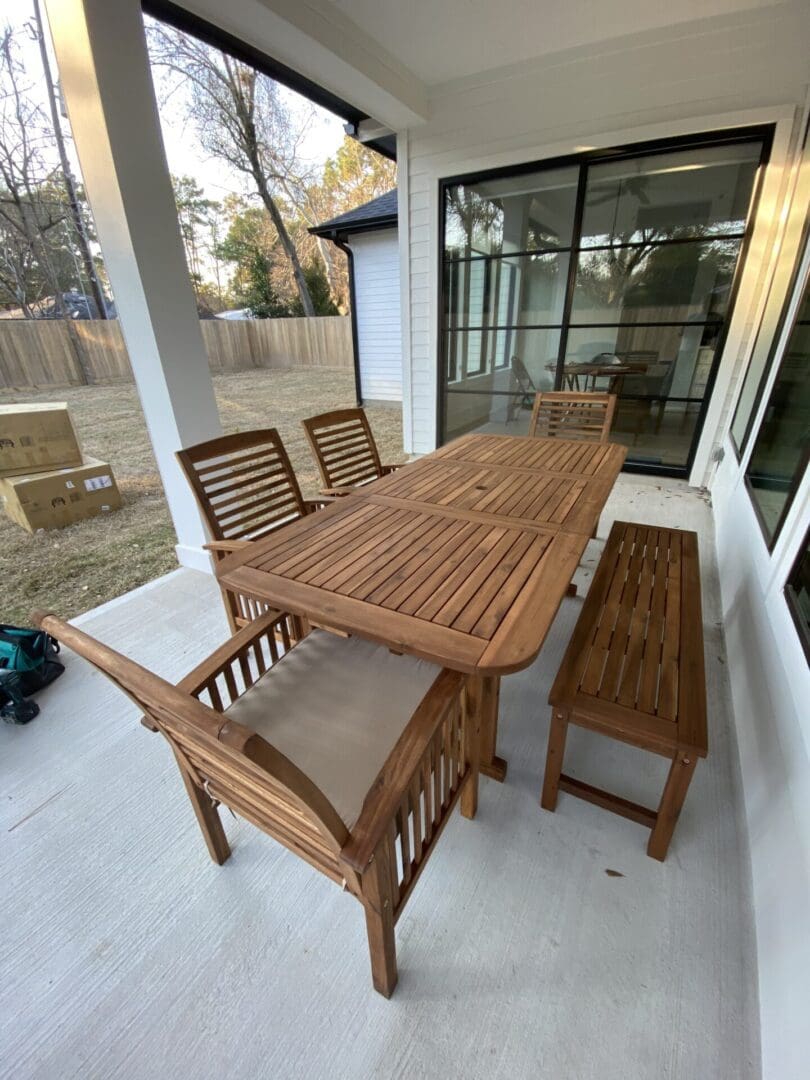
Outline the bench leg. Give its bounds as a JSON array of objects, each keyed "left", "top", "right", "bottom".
[
  {"left": 647, "top": 751, "right": 698, "bottom": 861},
  {"left": 363, "top": 840, "right": 398, "bottom": 997},
  {"left": 541, "top": 709, "right": 569, "bottom": 811},
  {"left": 478, "top": 675, "right": 507, "bottom": 782}
]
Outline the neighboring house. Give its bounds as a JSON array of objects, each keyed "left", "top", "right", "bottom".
[
  {"left": 0, "top": 292, "right": 115, "bottom": 320},
  {"left": 310, "top": 190, "right": 400, "bottom": 404}
]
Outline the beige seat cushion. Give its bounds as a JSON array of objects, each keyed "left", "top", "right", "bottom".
[{"left": 225, "top": 630, "right": 443, "bottom": 828}]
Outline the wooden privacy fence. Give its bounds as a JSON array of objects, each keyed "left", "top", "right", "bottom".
[{"left": 0, "top": 316, "right": 353, "bottom": 388}]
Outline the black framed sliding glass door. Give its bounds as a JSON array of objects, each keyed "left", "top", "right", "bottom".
[{"left": 439, "top": 130, "right": 771, "bottom": 474}]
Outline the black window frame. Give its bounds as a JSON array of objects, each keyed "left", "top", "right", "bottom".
[
  {"left": 784, "top": 528, "right": 810, "bottom": 664},
  {"left": 436, "top": 126, "right": 774, "bottom": 477}
]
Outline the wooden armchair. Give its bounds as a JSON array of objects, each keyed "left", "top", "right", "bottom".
[
  {"left": 176, "top": 429, "right": 328, "bottom": 633},
  {"left": 528, "top": 391, "right": 617, "bottom": 443},
  {"left": 301, "top": 408, "right": 400, "bottom": 496},
  {"left": 35, "top": 611, "right": 479, "bottom": 998}
]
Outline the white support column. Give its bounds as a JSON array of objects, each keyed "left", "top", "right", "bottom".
[{"left": 44, "top": 0, "right": 222, "bottom": 572}]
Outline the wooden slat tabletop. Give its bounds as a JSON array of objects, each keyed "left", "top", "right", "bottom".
[
  {"left": 432, "top": 433, "right": 625, "bottom": 480},
  {"left": 363, "top": 459, "right": 594, "bottom": 534},
  {"left": 216, "top": 435, "right": 626, "bottom": 677}
]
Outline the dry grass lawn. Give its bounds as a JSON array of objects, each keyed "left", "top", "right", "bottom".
[{"left": 1, "top": 370, "right": 405, "bottom": 625}]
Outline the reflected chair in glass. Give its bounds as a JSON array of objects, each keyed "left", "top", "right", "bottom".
[
  {"left": 177, "top": 429, "right": 329, "bottom": 633},
  {"left": 34, "top": 610, "right": 480, "bottom": 998},
  {"left": 528, "top": 391, "right": 617, "bottom": 443},
  {"left": 616, "top": 353, "right": 676, "bottom": 435},
  {"left": 302, "top": 408, "right": 400, "bottom": 495},
  {"left": 507, "top": 355, "right": 538, "bottom": 421}
]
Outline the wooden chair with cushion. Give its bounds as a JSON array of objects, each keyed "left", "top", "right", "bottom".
[
  {"left": 528, "top": 391, "right": 617, "bottom": 444},
  {"left": 302, "top": 408, "right": 400, "bottom": 495},
  {"left": 176, "top": 429, "right": 328, "bottom": 633},
  {"left": 35, "top": 610, "right": 480, "bottom": 998}
]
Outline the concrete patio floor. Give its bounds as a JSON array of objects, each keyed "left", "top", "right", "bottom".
[{"left": 1, "top": 474, "right": 759, "bottom": 1080}]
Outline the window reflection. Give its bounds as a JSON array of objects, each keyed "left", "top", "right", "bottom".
[
  {"left": 745, "top": 272, "right": 810, "bottom": 541},
  {"left": 445, "top": 328, "right": 560, "bottom": 390},
  {"left": 444, "top": 167, "right": 579, "bottom": 256},
  {"left": 580, "top": 144, "right": 760, "bottom": 247},
  {"left": 441, "top": 137, "right": 764, "bottom": 471},
  {"left": 571, "top": 240, "right": 740, "bottom": 324}
]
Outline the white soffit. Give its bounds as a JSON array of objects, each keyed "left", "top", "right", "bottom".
[{"left": 326, "top": 0, "right": 790, "bottom": 85}]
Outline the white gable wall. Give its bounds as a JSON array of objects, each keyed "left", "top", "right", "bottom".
[
  {"left": 397, "top": 3, "right": 809, "bottom": 457},
  {"left": 348, "top": 228, "right": 403, "bottom": 402}
]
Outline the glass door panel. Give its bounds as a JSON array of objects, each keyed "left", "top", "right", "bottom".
[
  {"left": 562, "top": 325, "right": 712, "bottom": 468},
  {"left": 440, "top": 135, "right": 767, "bottom": 471},
  {"left": 442, "top": 165, "right": 578, "bottom": 438},
  {"left": 444, "top": 329, "right": 561, "bottom": 441}
]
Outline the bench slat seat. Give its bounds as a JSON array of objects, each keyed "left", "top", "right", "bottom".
[{"left": 543, "top": 520, "right": 707, "bottom": 860}]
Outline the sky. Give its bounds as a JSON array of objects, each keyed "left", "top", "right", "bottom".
[{"left": 5, "top": 5, "right": 347, "bottom": 213}]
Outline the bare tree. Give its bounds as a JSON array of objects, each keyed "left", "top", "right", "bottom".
[
  {"left": 0, "top": 24, "right": 94, "bottom": 380},
  {"left": 32, "top": 0, "right": 107, "bottom": 318},
  {"left": 294, "top": 137, "right": 397, "bottom": 310},
  {"left": 148, "top": 23, "right": 317, "bottom": 316},
  {"left": 0, "top": 26, "right": 66, "bottom": 314}
]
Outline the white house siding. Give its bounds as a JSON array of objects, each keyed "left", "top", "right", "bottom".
[
  {"left": 397, "top": 10, "right": 810, "bottom": 1080},
  {"left": 710, "top": 151, "right": 810, "bottom": 1080},
  {"left": 714, "top": 450, "right": 810, "bottom": 1080},
  {"left": 348, "top": 229, "right": 402, "bottom": 402}
]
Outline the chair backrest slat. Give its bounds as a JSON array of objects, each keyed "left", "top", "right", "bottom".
[
  {"left": 302, "top": 408, "right": 383, "bottom": 490},
  {"left": 177, "top": 429, "right": 307, "bottom": 542},
  {"left": 529, "top": 391, "right": 616, "bottom": 444}
]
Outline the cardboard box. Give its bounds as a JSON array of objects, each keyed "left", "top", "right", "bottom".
[
  {"left": 0, "top": 402, "right": 83, "bottom": 476},
  {"left": 0, "top": 457, "right": 122, "bottom": 533}
]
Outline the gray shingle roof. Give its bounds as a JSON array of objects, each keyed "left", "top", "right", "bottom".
[{"left": 309, "top": 189, "right": 398, "bottom": 236}]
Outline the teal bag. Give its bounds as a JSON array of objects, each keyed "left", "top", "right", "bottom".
[{"left": 0, "top": 625, "right": 64, "bottom": 723}]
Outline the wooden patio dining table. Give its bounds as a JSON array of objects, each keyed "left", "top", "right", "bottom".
[{"left": 216, "top": 434, "right": 627, "bottom": 782}]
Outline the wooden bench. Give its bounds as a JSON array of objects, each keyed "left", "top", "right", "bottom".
[{"left": 542, "top": 520, "right": 708, "bottom": 860}]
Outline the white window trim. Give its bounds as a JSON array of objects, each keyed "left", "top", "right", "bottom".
[{"left": 724, "top": 232, "right": 810, "bottom": 670}]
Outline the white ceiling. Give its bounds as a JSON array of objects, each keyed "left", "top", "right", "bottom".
[
  {"left": 185, "top": 0, "right": 799, "bottom": 129},
  {"left": 327, "top": 0, "right": 786, "bottom": 85}
]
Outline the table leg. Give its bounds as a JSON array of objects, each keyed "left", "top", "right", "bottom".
[{"left": 478, "top": 674, "right": 507, "bottom": 782}]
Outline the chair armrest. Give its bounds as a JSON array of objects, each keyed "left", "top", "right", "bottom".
[
  {"left": 320, "top": 486, "right": 355, "bottom": 497},
  {"left": 176, "top": 609, "right": 290, "bottom": 703},
  {"left": 340, "top": 669, "right": 466, "bottom": 873},
  {"left": 204, "top": 539, "right": 253, "bottom": 558}
]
